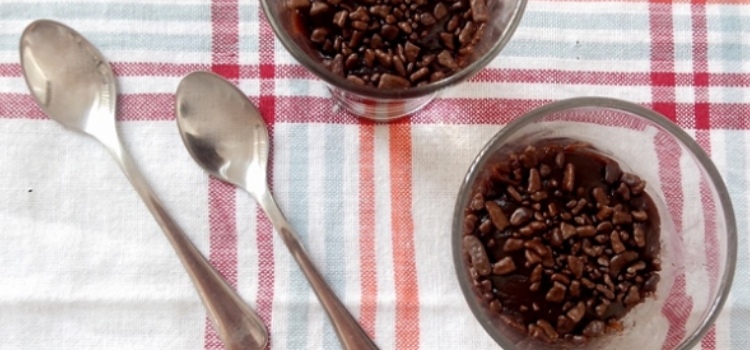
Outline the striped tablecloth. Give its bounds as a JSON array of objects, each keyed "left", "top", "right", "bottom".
[{"left": 0, "top": 0, "right": 747, "bottom": 349}]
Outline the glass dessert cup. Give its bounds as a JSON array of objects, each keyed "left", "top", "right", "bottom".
[
  {"left": 452, "top": 97, "right": 737, "bottom": 349},
  {"left": 260, "top": 0, "right": 527, "bottom": 121}
]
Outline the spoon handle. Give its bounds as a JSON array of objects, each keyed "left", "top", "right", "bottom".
[
  {"left": 254, "top": 188, "right": 379, "bottom": 350},
  {"left": 102, "top": 139, "right": 268, "bottom": 350}
]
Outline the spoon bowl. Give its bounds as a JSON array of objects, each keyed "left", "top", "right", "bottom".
[
  {"left": 176, "top": 71, "right": 379, "bottom": 350},
  {"left": 20, "top": 20, "right": 116, "bottom": 135},
  {"left": 175, "top": 72, "right": 268, "bottom": 193},
  {"left": 20, "top": 20, "right": 268, "bottom": 350}
]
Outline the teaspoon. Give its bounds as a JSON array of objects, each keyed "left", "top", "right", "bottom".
[
  {"left": 175, "top": 71, "right": 379, "bottom": 350},
  {"left": 19, "top": 20, "right": 268, "bottom": 350}
]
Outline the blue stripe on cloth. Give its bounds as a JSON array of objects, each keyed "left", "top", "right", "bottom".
[
  {"left": 708, "top": 14, "right": 750, "bottom": 33},
  {"left": 502, "top": 40, "right": 651, "bottom": 60},
  {"left": 1, "top": 21, "right": 745, "bottom": 63},
  {"left": 500, "top": 38, "right": 750, "bottom": 62},
  {"left": 239, "top": 4, "right": 259, "bottom": 23},
  {"left": 239, "top": 4, "right": 260, "bottom": 55},
  {"left": 720, "top": 88, "right": 746, "bottom": 104},
  {"left": 708, "top": 43, "right": 750, "bottom": 62},
  {"left": 323, "top": 124, "right": 346, "bottom": 350},
  {"left": 725, "top": 130, "right": 749, "bottom": 348},
  {"left": 706, "top": 6, "right": 750, "bottom": 100},
  {"left": 516, "top": 12, "right": 750, "bottom": 32},
  {"left": 710, "top": 9, "right": 748, "bottom": 73},
  {"left": 0, "top": 33, "right": 211, "bottom": 52},
  {"left": 275, "top": 80, "right": 312, "bottom": 97},
  {"left": 670, "top": 12, "right": 697, "bottom": 64},
  {"left": 0, "top": 3, "right": 208, "bottom": 21},
  {"left": 673, "top": 14, "right": 693, "bottom": 33},
  {"left": 238, "top": 35, "right": 260, "bottom": 55},
  {"left": 521, "top": 12, "right": 648, "bottom": 30},
  {"left": 287, "top": 123, "right": 310, "bottom": 349},
  {"left": 674, "top": 43, "right": 694, "bottom": 62}
]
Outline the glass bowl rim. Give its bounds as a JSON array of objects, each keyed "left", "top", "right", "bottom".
[
  {"left": 259, "top": 0, "right": 528, "bottom": 100},
  {"left": 451, "top": 96, "right": 738, "bottom": 350}
]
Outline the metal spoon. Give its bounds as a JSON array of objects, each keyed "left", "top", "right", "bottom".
[
  {"left": 175, "top": 71, "right": 379, "bottom": 350},
  {"left": 19, "top": 20, "right": 268, "bottom": 350}
]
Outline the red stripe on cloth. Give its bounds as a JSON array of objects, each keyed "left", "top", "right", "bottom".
[
  {"left": 699, "top": 173, "right": 720, "bottom": 350},
  {"left": 358, "top": 121, "right": 378, "bottom": 339},
  {"left": 240, "top": 65, "right": 261, "bottom": 80},
  {"left": 256, "top": 5, "right": 277, "bottom": 346},
  {"left": 389, "top": 121, "right": 420, "bottom": 349},
  {"left": 0, "top": 94, "right": 47, "bottom": 119},
  {"left": 0, "top": 63, "right": 22, "bottom": 77},
  {"left": 3, "top": 94, "right": 534, "bottom": 124},
  {"left": 688, "top": 21, "right": 718, "bottom": 346},
  {"left": 2, "top": 90, "right": 749, "bottom": 130},
  {"left": 259, "top": 9, "right": 276, "bottom": 122},
  {"left": 248, "top": 65, "right": 750, "bottom": 88},
  {"left": 708, "top": 73, "right": 750, "bottom": 87},
  {"left": 4, "top": 92, "right": 750, "bottom": 130},
  {"left": 0, "top": 93, "right": 176, "bottom": 121},
  {"left": 654, "top": 131, "right": 694, "bottom": 350},
  {"left": 118, "top": 97, "right": 750, "bottom": 129},
  {"left": 412, "top": 98, "right": 549, "bottom": 124},
  {"left": 0, "top": 62, "right": 210, "bottom": 78},
  {"left": 272, "top": 96, "right": 545, "bottom": 124},
  {"left": 702, "top": 327, "right": 717, "bottom": 350},
  {"left": 7, "top": 58, "right": 750, "bottom": 89},
  {"left": 0, "top": 91, "right": 178, "bottom": 122},
  {"left": 111, "top": 62, "right": 211, "bottom": 77},
  {"left": 648, "top": 6, "right": 693, "bottom": 346},
  {"left": 272, "top": 64, "right": 318, "bottom": 80},
  {"left": 649, "top": 1, "right": 677, "bottom": 122},
  {"left": 205, "top": 179, "right": 240, "bottom": 350},
  {"left": 663, "top": 103, "right": 750, "bottom": 130},
  {"left": 470, "top": 69, "right": 653, "bottom": 85},
  {"left": 211, "top": 1, "right": 240, "bottom": 68},
  {"left": 213, "top": 64, "right": 240, "bottom": 80},
  {"left": 473, "top": 69, "right": 750, "bottom": 87},
  {"left": 255, "top": 209, "right": 275, "bottom": 345},
  {"left": 691, "top": 0, "right": 710, "bottom": 130},
  {"left": 206, "top": 1, "right": 241, "bottom": 349},
  {"left": 661, "top": 274, "right": 693, "bottom": 350},
  {"left": 118, "top": 93, "right": 175, "bottom": 121},
  {"left": 699, "top": 185, "right": 720, "bottom": 350},
  {"left": 695, "top": 130, "right": 720, "bottom": 350},
  {"left": 6, "top": 60, "right": 750, "bottom": 90},
  {"left": 705, "top": 104, "right": 750, "bottom": 129}
]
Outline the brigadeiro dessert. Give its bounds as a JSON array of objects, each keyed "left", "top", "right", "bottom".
[
  {"left": 289, "top": 0, "right": 494, "bottom": 89},
  {"left": 462, "top": 139, "right": 661, "bottom": 345}
]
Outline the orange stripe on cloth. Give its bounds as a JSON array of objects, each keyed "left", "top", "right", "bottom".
[
  {"left": 389, "top": 121, "right": 420, "bottom": 349},
  {"left": 359, "top": 121, "right": 378, "bottom": 339}
]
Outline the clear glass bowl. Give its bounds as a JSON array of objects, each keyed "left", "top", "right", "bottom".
[
  {"left": 452, "top": 97, "right": 737, "bottom": 349},
  {"left": 260, "top": 0, "right": 527, "bottom": 121}
]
